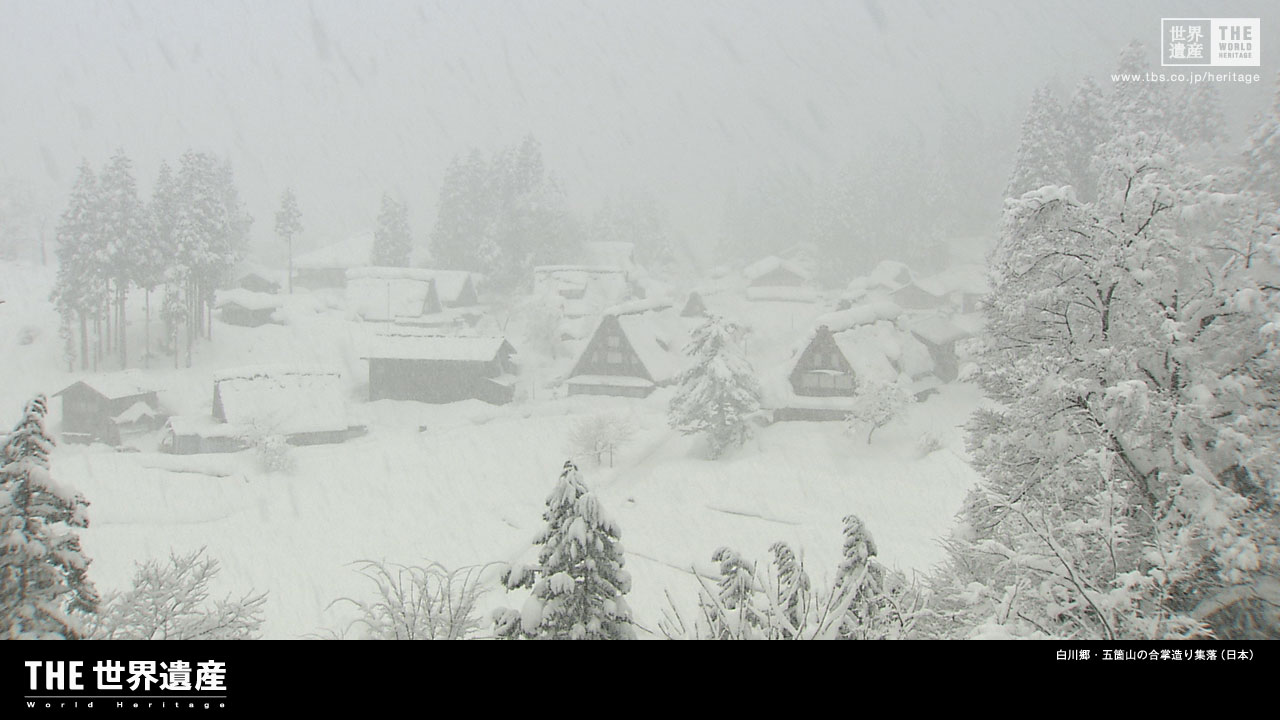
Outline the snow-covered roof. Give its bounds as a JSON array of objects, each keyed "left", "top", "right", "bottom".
[
  {"left": 113, "top": 401, "right": 160, "bottom": 424},
  {"left": 165, "top": 414, "right": 245, "bottom": 438},
  {"left": 866, "top": 260, "right": 915, "bottom": 291},
  {"left": 295, "top": 232, "right": 374, "bottom": 270},
  {"left": 55, "top": 371, "right": 157, "bottom": 400},
  {"left": 346, "top": 267, "right": 475, "bottom": 304},
  {"left": 745, "top": 286, "right": 819, "bottom": 303},
  {"left": 216, "top": 288, "right": 284, "bottom": 312},
  {"left": 214, "top": 366, "right": 349, "bottom": 436},
  {"left": 742, "top": 255, "right": 812, "bottom": 284},
  {"left": 604, "top": 296, "right": 673, "bottom": 316},
  {"left": 533, "top": 265, "right": 627, "bottom": 276},
  {"left": 814, "top": 300, "right": 903, "bottom": 332},
  {"left": 615, "top": 311, "right": 687, "bottom": 384},
  {"left": 363, "top": 334, "right": 513, "bottom": 362},
  {"left": 905, "top": 315, "right": 973, "bottom": 347},
  {"left": 346, "top": 274, "right": 437, "bottom": 321},
  {"left": 566, "top": 374, "right": 654, "bottom": 389},
  {"left": 917, "top": 264, "right": 990, "bottom": 297}
]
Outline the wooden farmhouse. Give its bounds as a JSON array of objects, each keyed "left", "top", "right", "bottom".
[
  {"left": 566, "top": 310, "right": 686, "bottom": 398},
  {"left": 54, "top": 373, "right": 163, "bottom": 445},
  {"left": 769, "top": 305, "right": 935, "bottom": 421},
  {"left": 363, "top": 333, "right": 518, "bottom": 405}
]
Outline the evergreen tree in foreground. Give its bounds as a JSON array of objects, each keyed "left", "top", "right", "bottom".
[
  {"left": 0, "top": 396, "right": 98, "bottom": 639},
  {"left": 668, "top": 314, "right": 763, "bottom": 458},
  {"left": 493, "top": 460, "right": 634, "bottom": 639}
]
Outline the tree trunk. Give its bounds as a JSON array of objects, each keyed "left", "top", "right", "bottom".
[
  {"left": 78, "top": 312, "right": 88, "bottom": 371},
  {"left": 144, "top": 289, "right": 150, "bottom": 369},
  {"left": 288, "top": 236, "right": 293, "bottom": 294},
  {"left": 119, "top": 285, "right": 128, "bottom": 368}
]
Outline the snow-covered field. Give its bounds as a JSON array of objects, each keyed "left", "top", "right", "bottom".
[{"left": 0, "top": 260, "right": 987, "bottom": 638}]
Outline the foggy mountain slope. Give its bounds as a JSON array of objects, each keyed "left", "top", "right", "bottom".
[{"left": 4, "top": 0, "right": 1274, "bottom": 257}]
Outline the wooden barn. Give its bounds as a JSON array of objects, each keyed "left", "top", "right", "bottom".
[
  {"left": 53, "top": 373, "right": 162, "bottom": 445},
  {"left": 363, "top": 333, "right": 518, "bottom": 405},
  {"left": 216, "top": 289, "right": 282, "bottom": 327},
  {"left": 566, "top": 311, "right": 685, "bottom": 398}
]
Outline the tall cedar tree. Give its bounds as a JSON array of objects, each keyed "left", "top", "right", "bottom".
[
  {"left": 275, "top": 188, "right": 303, "bottom": 293},
  {"left": 0, "top": 396, "right": 98, "bottom": 639},
  {"left": 493, "top": 461, "right": 634, "bottom": 639},
  {"left": 668, "top": 314, "right": 763, "bottom": 458},
  {"left": 50, "top": 162, "right": 104, "bottom": 371},
  {"left": 98, "top": 149, "right": 148, "bottom": 368},
  {"left": 371, "top": 193, "right": 411, "bottom": 267}
]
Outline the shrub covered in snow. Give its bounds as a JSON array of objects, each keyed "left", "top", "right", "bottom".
[
  {"left": 659, "top": 515, "right": 922, "bottom": 640},
  {"left": 248, "top": 432, "right": 296, "bottom": 474},
  {"left": 329, "top": 560, "right": 487, "bottom": 640},
  {"left": 916, "top": 431, "right": 944, "bottom": 458},
  {"left": 87, "top": 547, "right": 265, "bottom": 640},
  {"left": 568, "top": 412, "right": 637, "bottom": 467},
  {"left": 845, "top": 379, "right": 911, "bottom": 445}
]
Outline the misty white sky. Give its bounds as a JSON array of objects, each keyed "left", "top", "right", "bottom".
[{"left": 1, "top": 0, "right": 1276, "bottom": 259}]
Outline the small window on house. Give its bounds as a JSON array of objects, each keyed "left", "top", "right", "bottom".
[
  {"left": 607, "top": 351, "right": 624, "bottom": 364},
  {"left": 802, "top": 373, "right": 820, "bottom": 388},
  {"left": 834, "top": 374, "right": 854, "bottom": 390},
  {"left": 607, "top": 336, "right": 620, "bottom": 348},
  {"left": 818, "top": 373, "right": 835, "bottom": 389}
]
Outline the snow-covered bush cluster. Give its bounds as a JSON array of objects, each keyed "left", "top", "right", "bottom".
[
  {"left": 568, "top": 412, "right": 636, "bottom": 467},
  {"left": 660, "top": 514, "right": 923, "bottom": 640},
  {"left": 330, "top": 560, "right": 487, "bottom": 640}
]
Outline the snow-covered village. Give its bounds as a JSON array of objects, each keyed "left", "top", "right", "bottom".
[{"left": 0, "top": 2, "right": 1278, "bottom": 645}]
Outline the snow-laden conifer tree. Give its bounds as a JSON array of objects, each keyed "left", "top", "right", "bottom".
[
  {"left": 668, "top": 314, "right": 762, "bottom": 458},
  {"left": 0, "top": 396, "right": 98, "bottom": 639},
  {"left": 50, "top": 161, "right": 106, "bottom": 371},
  {"left": 372, "top": 193, "right": 411, "bottom": 267},
  {"left": 98, "top": 148, "right": 148, "bottom": 368},
  {"left": 1005, "top": 85, "right": 1070, "bottom": 198},
  {"left": 493, "top": 460, "right": 634, "bottom": 639},
  {"left": 275, "top": 187, "right": 303, "bottom": 293}
]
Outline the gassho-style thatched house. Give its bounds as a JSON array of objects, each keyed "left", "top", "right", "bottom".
[
  {"left": 236, "top": 270, "right": 282, "bottom": 295},
  {"left": 216, "top": 288, "right": 283, "bottom": 327},
  {"left": 681, "top": 291, "right": 707, "bottom": 317},
  {"left": 363, "top": 332, "right": 518, "bottom": 405},
  {"left": 905, "top": 315, "right": 975, "bottom": 383},
  {"left": 742, "top": 255, "right": 818, "bottom": 303},
  {"left": 162, "top": 366, "right": 363, "bottom": 454},
  {"left": 566, "top": 306, "right": 686, "bottom": 397},
  {"left": 767, "top": 303, "right": 934, "bottom": 421},
  {"left": 54, "top": 372, "right": 163, "bottom": 445}
]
